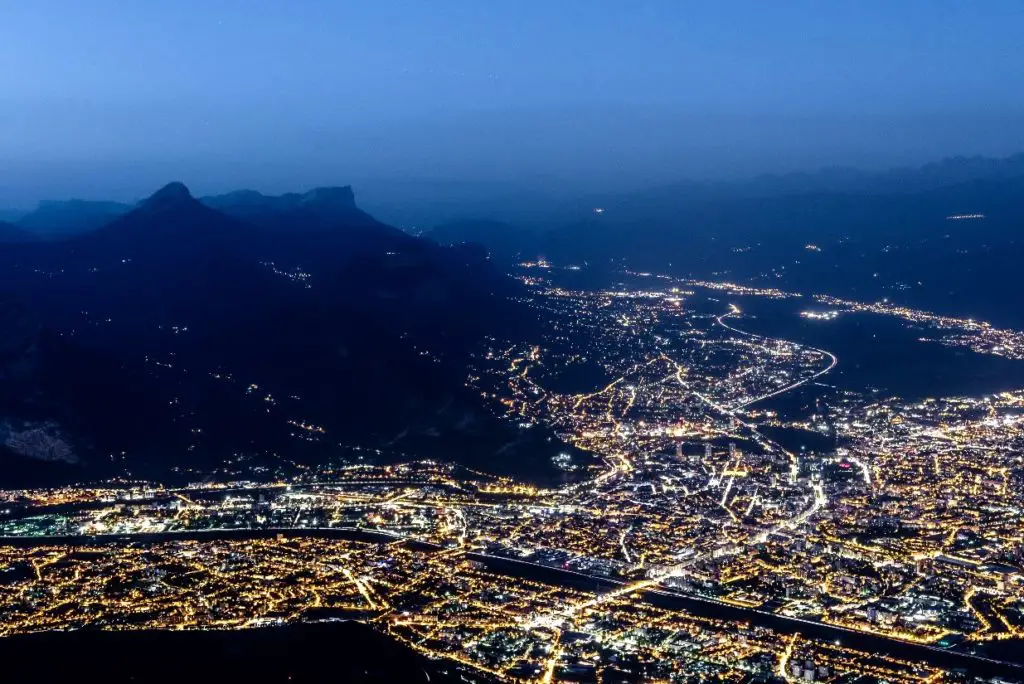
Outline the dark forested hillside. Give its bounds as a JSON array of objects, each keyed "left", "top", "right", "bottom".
[{"left": 0, "top": 183, "right": 565, "bottom": 487}]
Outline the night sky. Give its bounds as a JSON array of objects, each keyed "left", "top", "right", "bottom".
[{"left": 2, "top": 0, "right": 1023, "bottom": 205}]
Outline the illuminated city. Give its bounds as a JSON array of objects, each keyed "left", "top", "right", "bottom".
[
  {"left": 3, "top": 3, "right": 1024, "bottom": 680},
  {"left": 2, "top": 267, "right": 1023, "bottom": 682}
]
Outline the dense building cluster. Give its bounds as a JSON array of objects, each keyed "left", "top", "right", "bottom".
[{"left": 1, "top": 269, "right": 1022, "bottom": 682}]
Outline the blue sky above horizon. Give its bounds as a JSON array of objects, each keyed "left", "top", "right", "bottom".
[{"left": 2, "top": 0, "right": 1023, "bottom": 206}]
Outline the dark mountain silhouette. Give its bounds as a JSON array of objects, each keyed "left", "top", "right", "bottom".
[
  {"left": 427, "top": 219, "right": 534, "bottom": 264},
  {"left": 201, "top": 186, "right": 387, "bottom": 236},
  {"left": 203, "top": 186, "right": 422, "bottom": 262},
  {"left": 0, "top": 182, "right": 565, "bottom": 488},
  {"left": 1, "top": 183, "right": 272, "bottom": 343},
  {"left": 0, "top": 221, "right": 35, "bottom": 243},
  {"left": 567, "top": 153, "right": 1024, "bottom": 212},
  {"left": 438, "top": 155, "right": 1024, "bottom": 325},
  {"left": 203, "top": 186, "right": 371, "bottom": 223},
  {"left": 16, "top": 199, "right": 131, "bottom": 238},
  {"left": 0, "top": 298, "right": 180, "bottom": 487}
]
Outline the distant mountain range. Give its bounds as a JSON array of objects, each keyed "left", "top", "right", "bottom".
[
  {"left": 6, "top": 153, "right": 1024, "bottom": 487},
  {"left": 425, "top": 153, "right": 1024, "bottom": 326},
  {"left": 14, "top": 199, "right": 133, "bottom": 238},
  {"left": 0, "top": 182, "right": 570, "bottom": 488},
  {"left": 9, "top": 153, "right": 1024, "bottom": 241},
  {"left": 0, "top": 221, "right": 35, "bottom": 243},
  {"left": 426, "top": 219, "right": 533, "bottom": 264},
  {"left": 607, "top": 153, "right": 1024, "bottom": 203},
  {"left": 2, "top": 186, "right": 397, "bottom": 241}
]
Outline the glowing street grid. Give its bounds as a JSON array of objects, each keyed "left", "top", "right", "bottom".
[{"left": 3, "top": 269, "right": 1024, "bottom": 683}]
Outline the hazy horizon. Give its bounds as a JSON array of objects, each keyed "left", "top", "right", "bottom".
[{"left": 3, "top": 1, "right": 1024, "bottom": 208}]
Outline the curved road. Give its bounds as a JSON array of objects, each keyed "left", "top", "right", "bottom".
[{"left": 715, "top": 304, "right": 838, "bottom": 410}]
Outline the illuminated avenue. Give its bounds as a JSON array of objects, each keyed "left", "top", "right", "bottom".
[{"left": 2, "top": 266, "right": 1024, "bottom": 683}]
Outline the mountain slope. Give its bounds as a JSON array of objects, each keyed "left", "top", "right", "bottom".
[
  {"left": 0, "top": 221, "right": 35, "bottom": 243},
  {"left": 441, "top": 162, "right": 1024, "bottom": 324},
  {"left": 17, "top": 199, "right": 131, "bottom": 238},
  {"left": 426, "top": 219, "right": 534, "bottom": 264},
  {"left": 0, "top": 182, "right": 556, "bottom": 487},
  {"left": 202, "top": 186, "right": 419, "bottom": 256}
]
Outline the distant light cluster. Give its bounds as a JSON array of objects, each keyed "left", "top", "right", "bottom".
[{"left": 1, "top": 269, "right": 1023, "bottom": 682}]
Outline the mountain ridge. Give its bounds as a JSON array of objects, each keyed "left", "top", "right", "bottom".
[
  {"left": 0, "top": 181, "right": 557, "bottom": 488},
  {"left": 0, "top": 221, "right": 35, "bottom": 243},
  {"left": 16, "top": 199, "right": 132, "bottom": 238}
]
